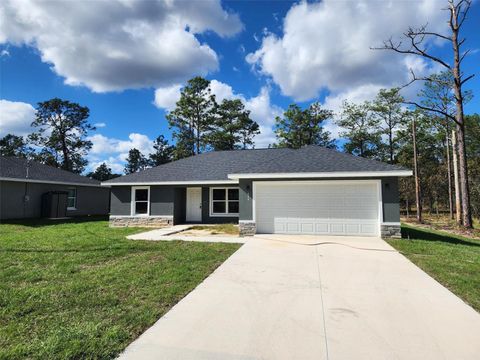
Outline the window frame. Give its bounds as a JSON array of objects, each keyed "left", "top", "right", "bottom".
[
  {"left": 209, "top": 187, "right": 239, "bottom": 217},
  {"left": 67, "top": 187, "right": 77, "bottom": 210},
  {"left": 131, "top": 186, "right": 150, "bottom": 216}
]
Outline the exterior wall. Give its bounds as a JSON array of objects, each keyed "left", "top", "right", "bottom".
[
  {"left": 109, "top": 185, "right": 175, "bottom": 227},
  {"left": 110, "top": 186, "right": 131, "bottom": 215},
  {"left": 381, "top": 177, "right": 400, "bottom": 223},
  {"left": 0, "top": 180, "right": 109, "bottom": 220},
  {"left": 110, "top": 185, "right": 175, "bottom": 216},
  {"left": 109, "top": 216, "right": 173, "bottom": 228},
  {"left": 201, "top": 186, "right": 239, "bottom": 224},
  {"left": 239, "top": 179, "right": 253, "bottom": 221},
  {"left": 150, "top": 186, "right": 174, "bottom": 215}
]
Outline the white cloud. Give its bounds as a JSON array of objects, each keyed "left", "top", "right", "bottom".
[
  {"left": 0, "top": 49, "right": 9, "bottom": 57},
  {"left": 0, "top": 99, "right": 36, "bottom": 136},
  {"left": 87, "top": 132, "right": 155, "bottom": 173},
  {"left": 94, "top": 122, "right": 106, "bottom": 128},
  {"left": 247, "top": 0, "right": 446, "bottom": 101},
  {"left": 0, "top": 0, "right": 243, "bottom": 92},
  {"left": 153, "top": 84, "right": 182, "bottom": 111}
]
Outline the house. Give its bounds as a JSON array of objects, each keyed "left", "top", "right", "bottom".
[
  {"left": 103, "top": 146, "right": 412, "bottom": 238},
  {"left": 0, "top": 157, "right": 110, "bottom": 220}
]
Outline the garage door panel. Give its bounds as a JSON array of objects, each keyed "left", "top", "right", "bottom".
[{"left": 255, "top": 182, "right": 379, "bottom": 236}]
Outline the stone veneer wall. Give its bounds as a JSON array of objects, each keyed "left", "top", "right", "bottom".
[
  {"left": 109, "top": 216, "right": 173, "bottom": 228},
  {"left": 381, "top": 224, "right": 401, "bottom": 238},
  {"left": 239, "top": 221, "right": 256, "bottom": 237}
]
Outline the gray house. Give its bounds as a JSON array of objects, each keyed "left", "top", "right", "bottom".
[
  {"left": 0, "top": 157, "right": 110, "bottom": 220},
  {"left": 103, "top": 146, "right": 411, "bottom": 238}
]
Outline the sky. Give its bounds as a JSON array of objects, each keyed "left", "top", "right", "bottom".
[{"left": 1, "top": 0, "right": 479, "bottom": 174}]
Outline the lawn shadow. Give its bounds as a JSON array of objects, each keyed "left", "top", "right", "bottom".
[
  {"left": 402, "top": 225, "right": 480, "bottom": 248},
  {"left": 0, "top": 216, "right": 109, "bottom": 228}
]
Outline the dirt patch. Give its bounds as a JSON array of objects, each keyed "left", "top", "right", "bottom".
[
  {"left": 402, "top": 215, "right": 480, "bottom": 240},
  {"left": 180, "top": 229, "right": 238, "bottom": 237}
]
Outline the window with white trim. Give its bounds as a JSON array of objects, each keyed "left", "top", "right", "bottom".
[
  {"left": 67, "top": 188, "right": 77, "bottom": 209},
  {"left": 132, "top": 186, "right": 150, "bottom": 215},
  {"left": 210, "top": 188, "right": 239, "bottom": 216}
]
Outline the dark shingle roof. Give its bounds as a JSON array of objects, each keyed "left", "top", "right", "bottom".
[
  {"left": 0, "top": 157, "right": 101, "bottom": 186},
  {"left": 105, "top": 145, "right": 408, "bottom": 184}
]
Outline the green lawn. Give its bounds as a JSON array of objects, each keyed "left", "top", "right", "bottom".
[
  {"left": 387, "top": 224, "right": 480, "bottom": 312},
  {"left": 0, "top": 217, "right": 240, "bottom": 360}
]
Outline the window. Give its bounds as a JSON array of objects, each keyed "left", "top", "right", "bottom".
[
  {"left": 210, "top": 188, "right": 239, "bottom": 216},
  {"left": 132, "top": 186, "right": 150, "bottom": 216},
  {"left": 67, "top": 188, "right": 77, "bottom": 209}
]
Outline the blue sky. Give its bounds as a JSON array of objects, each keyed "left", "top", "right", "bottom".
[{"left": 1, "top": 0, "right": 479, "bottom": 173}]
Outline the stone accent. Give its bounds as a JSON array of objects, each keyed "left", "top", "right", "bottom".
[
  {"left": 239, "top": 221, "right": 256, "bottom": 237},
  {"left": 109, "top": 216, "right": 173, "bottom": 228},
  {"left": 381, "top": 224, "right": 401, "bottom": 239}
]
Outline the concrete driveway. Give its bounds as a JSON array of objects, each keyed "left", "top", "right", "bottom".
[{"left": 118, "top": 235, "right": 480, "bottom": 360}]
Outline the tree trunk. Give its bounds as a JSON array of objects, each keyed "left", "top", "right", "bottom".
[
  {"left": 412, "top": 117, "right": 422, "bottom": 223},
  {"left": 452, "top": 130, "right": 462, "bottom": 225},
  {"left": 451, "top": 7, "right": 472, "bottom": 228},
  {"left": 445, "top": 121, "right": 454, "bottom": 219},
  {"left": 389, "top": 126, "right": 394, "bottom": 164}
]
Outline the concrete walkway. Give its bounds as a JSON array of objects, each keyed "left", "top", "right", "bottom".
[
  {"left": 127, "top": 225, "right": 194, "bottom": 240},
  {"left": 118, "top": 235, "right": 480, "bottom": 360},
  {"left": 127, "top": 225, "right": 246, "bottom": 244}
]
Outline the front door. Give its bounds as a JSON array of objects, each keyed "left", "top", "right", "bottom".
[{"left": 186, "top": 187, "right": 202, "bottom": 222}]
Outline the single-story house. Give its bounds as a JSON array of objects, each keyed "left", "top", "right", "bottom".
[
  {"left": 0, "top": 156, "right": 110, "bottom": 220},
  {"left": 103, "top": 146, "right": 411, "bottom": 238}
]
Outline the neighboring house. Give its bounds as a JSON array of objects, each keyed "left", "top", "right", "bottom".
[
  {"left": 0, "top": 157, "right": 110, "bottom": 220},
  {"left": 103, "top": 146, "right": 411, "bottom": 238}
]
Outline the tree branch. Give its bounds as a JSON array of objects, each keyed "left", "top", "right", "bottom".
[
  {"left": 460, "top": 73, "right": 475, "bottom": 85},
  {"left": 404, "top": 101, "right": 457, "bottom": 122}
]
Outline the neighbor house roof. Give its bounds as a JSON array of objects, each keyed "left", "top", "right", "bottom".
[
  {"left": 0, "top": 157, "right": 101, "bottom": 187},
  {"left": 104, "top": 145, "right": 411, "bottom": 185}
]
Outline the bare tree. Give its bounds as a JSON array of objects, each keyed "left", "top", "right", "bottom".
[{"left": 373, "top": 0, "right": 474, "bottom": 228}]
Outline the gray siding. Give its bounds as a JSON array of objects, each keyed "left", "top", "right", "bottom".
[
  {"left": 201, "top": 186, "right": 239, "bottom": 224},
  {"left": 110, "top": 186, "right": 131, "bottom": 215},
  {"left": 110, "top": 185, "right": 175, "bottom": 217},
  {"left": 239, "top": 179, "right": 253, "bottom": 221},
  {"left": 381, "top": 177, "right": 400, "bottom": 223},
  {"left": 150, "top": 186, "right": 174, "bottom": 215},
  {"left": 0, "top": 180, "right": 109, "bottom": 220}
]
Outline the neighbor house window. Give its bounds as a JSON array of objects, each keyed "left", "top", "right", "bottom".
[
  {"left": 131, "top": 186, "right": 150, "bottom": 216},
  {"left": 67, "top": 188, "right": 77, "bottom": 210},
  {"left": 210, "top": 188, "right": 239, "bottom": 216}
]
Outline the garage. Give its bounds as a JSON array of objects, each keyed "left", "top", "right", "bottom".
[{"left": 254, "top": 181, "right": 380, "bottom": 236}]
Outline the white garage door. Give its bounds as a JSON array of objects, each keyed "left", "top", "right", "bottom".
[{"left": 255, "top": 181, "right": 380, "bottom": 236}]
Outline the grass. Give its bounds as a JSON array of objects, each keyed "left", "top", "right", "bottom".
[
  {"left": 387, "top": 223, "right": 480, "bottom": 312},
  {"left": 190, "top": 223, "right": 239, "bottom": 235},
  {"left": 0, "top": 217, "right": 240, "bottom": 360}
]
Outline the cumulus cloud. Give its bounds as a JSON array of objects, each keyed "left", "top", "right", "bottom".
[
  {"left": 0, "top": 0, "right": 243, "bottom": 92},
  {"left": 0, "top": 99, "right": 36, "bottom": 136},
  {"left": 153, "top": 84, "right": 182, "bottom": 111},
  {"left": 87, "top": 132, "right": 155, "bottom": 173},
  {"left": 247, "top": 0, "right": 446, "bottom": 101},
  {"left": 154, "top": 80, "right": 283, "bottom": 147},
  {"left": 93, "top": 122, "right": 106, "bottom": 128}
]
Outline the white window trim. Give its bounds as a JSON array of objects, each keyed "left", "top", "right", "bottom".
[
  {"left": 131, "top": 186, "right": 150, "bottom": 217},
  {"left": 209, "top": 187, "right": 239, "bottom": 217},
  {"left": 67, "top": 187, "right": 77, "bottom": 210}
]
